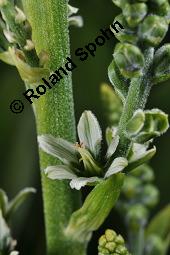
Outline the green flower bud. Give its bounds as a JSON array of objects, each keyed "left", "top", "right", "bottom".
[
  {"left": 98, "top": 229, "right": 131, "bottom": 255},
  {"left": 141, "top": 184, "right": 159, "bottom": 208},
  {"left": 145, "top": 235, "right": 165, "bottom": 255},
  {"left": 138, "top": 15, "right": 168, "bottom": 47},
  {"left": 123, "top": 3, "right": 148, "bottom": 28},
  {"left": 114, "top": 43, "right": 145, "bottom": 78},
  {"left": 112, "top": 0, "right": 128, "bottom": 8},
  {"left": 101, "top": 83, "right": 123, "bottom": 126},
  {"left": 126, "top": 204, "right": 148, "bottom": 230},
  {"left": 113, "top": 14, "right": 138, "bottom": 43},
  {"left": 122, "top": 176, "right": 141, "bottom": 199},
  {"left": 153, "top": 2, "right": 170, "bottom": 21},
  {"left": 131, "top": 164, "right": 154, "bottom": 183},
  {"left": 126, "top": 109, "right": 169, "bottom": 143},
  {"left": 153, "top": 44, "right": 170, "bottom": 84},
  {"left": 150, "top": 0, "right": 167, "bottom": 6}
]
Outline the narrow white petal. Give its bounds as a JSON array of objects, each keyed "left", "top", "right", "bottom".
[
  {"left": 45, "top": 165, "right": 77, "bottom": 180},
  {"left": 38, "top": 135, "right": 79, "bottom": 165},
  {"left": 106, "top": 134, "right": 119, "bottom": 159},
  {"left": 78, "top": 111, "right": 102, "bottom": 158},
  {"left": 70, "top": 177, "right": 101, "bottom": 190},
  {"left": 105, "top": 157, "right": 128, "bottom": 178}
]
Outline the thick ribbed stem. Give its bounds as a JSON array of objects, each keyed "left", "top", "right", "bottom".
[{"left": 22, "top": 1, "right": 86, "bottom": 255}]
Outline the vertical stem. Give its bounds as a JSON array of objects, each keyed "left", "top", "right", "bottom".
[
  {"left": 128, "top": 225, "right": 145, "bottom": 255},
  {"left": 22, "top": 1, "right": 86, "bottom": 255},
  {"left": 117, "top": 47, "right": 154, "bottom": 156}
]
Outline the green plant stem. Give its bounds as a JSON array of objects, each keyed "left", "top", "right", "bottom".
[
  {"left": 128, "top": 225, "right": 145, "bottom": 255},
  {"left": 22, "top": 1, "right": 86, "bottom": 255},
  {"left": 117, "top": 47, "right": 154, "bottom": 156}
]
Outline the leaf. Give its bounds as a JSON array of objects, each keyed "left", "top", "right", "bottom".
[
  {"left": 77, "top": 111, "right": 102, "bottom": 159},
  {"left": 146, "top": 205, "right": 170, "bottom": 240},
  {"left": 65, "top": 173, "right": 124, "bottom": 242},
  {"left": 108, "top": 60, "right": 128, "bottom": 103},
  {"left": 38, "top": 135, "right": 79, "bottom": 166},
  {"left": 0, "top": 189, "right": 8, "bottom": 216},
  {"left": 6, "top": 188, "right": 36, "bottom": 219}
]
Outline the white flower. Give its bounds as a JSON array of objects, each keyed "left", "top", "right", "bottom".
[{"left": 38, "top": 111, "right": 156, "bottom": 190}]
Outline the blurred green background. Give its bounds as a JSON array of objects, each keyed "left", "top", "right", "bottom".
[{"left": 0, "top": 0, "right": 169, "bottom": 254}]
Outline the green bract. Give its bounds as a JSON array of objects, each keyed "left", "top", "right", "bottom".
[
  {"left": 138, "top": 15, "right": 168, "bottom": 46},
  {"left": 114, "top": 43, "right": 145, "bottom": 78}
]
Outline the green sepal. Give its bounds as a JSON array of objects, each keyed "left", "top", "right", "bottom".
[
  {"left": 108, "top": 60, "right": 128, "bottom": 103},
  {"left": 114, "top": 43, "right": 145, "bottom": 78},
  {"left": 6, "top": 188, "right": 36, "bottom": 220},
  {"left": 153, "top": 44, "right": 170, "bottom": 84},
  {"left": 123, "top": 3, "right": 148, "bottom": 28},
  {"left": 65, "top": 173, "right": 124, "bottom": 242},
  {"left": 138, "top": 15, "right": 168, "bottom": 47}
]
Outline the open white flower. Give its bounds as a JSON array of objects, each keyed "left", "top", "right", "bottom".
[{"left": 38, "top": 111, "right": 156, "bottom": 190}]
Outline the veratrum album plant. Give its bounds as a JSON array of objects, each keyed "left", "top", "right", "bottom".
[{"left": 0, "top": 0, "right": 170, "bottom": 255}]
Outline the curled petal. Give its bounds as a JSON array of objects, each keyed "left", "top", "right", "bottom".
[
  {"left": 127, "top": 143, "right": 156, "bottom": 171},
  {"left": 105, "top": 157, "right": 128, "bottom": 178},
  {"left": 69, "top": 16, "right": 83, "bottom": 27},
  {"left": 70, "top": 177, "right": 101, "bottom": 190},
  {"left": 106, "top": 134, "right": 120, "bottom": 159},
  {"left": 45, "top": 165, "right": 77, "bottom": 180}
]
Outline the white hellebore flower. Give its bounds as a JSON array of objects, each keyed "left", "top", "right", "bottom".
[{"left": 38, "top": 111, "right": 156, "bottom": 190}]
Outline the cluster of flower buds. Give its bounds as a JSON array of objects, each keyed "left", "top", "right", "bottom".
[
  {"left": 100, "top": 83, "right": 123, "bottom": 126},
  {"left": 98, "top": 229, "right": 131, "bottom": 255},
  {"left": 117, "top": 164, "right": 159, "bottom": 231},
  {"left": 110, "top": 0, "right": 170, "bottom": 80},
  {"left": 0, "top": 188, "right": 35, "bottom": 255}
]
